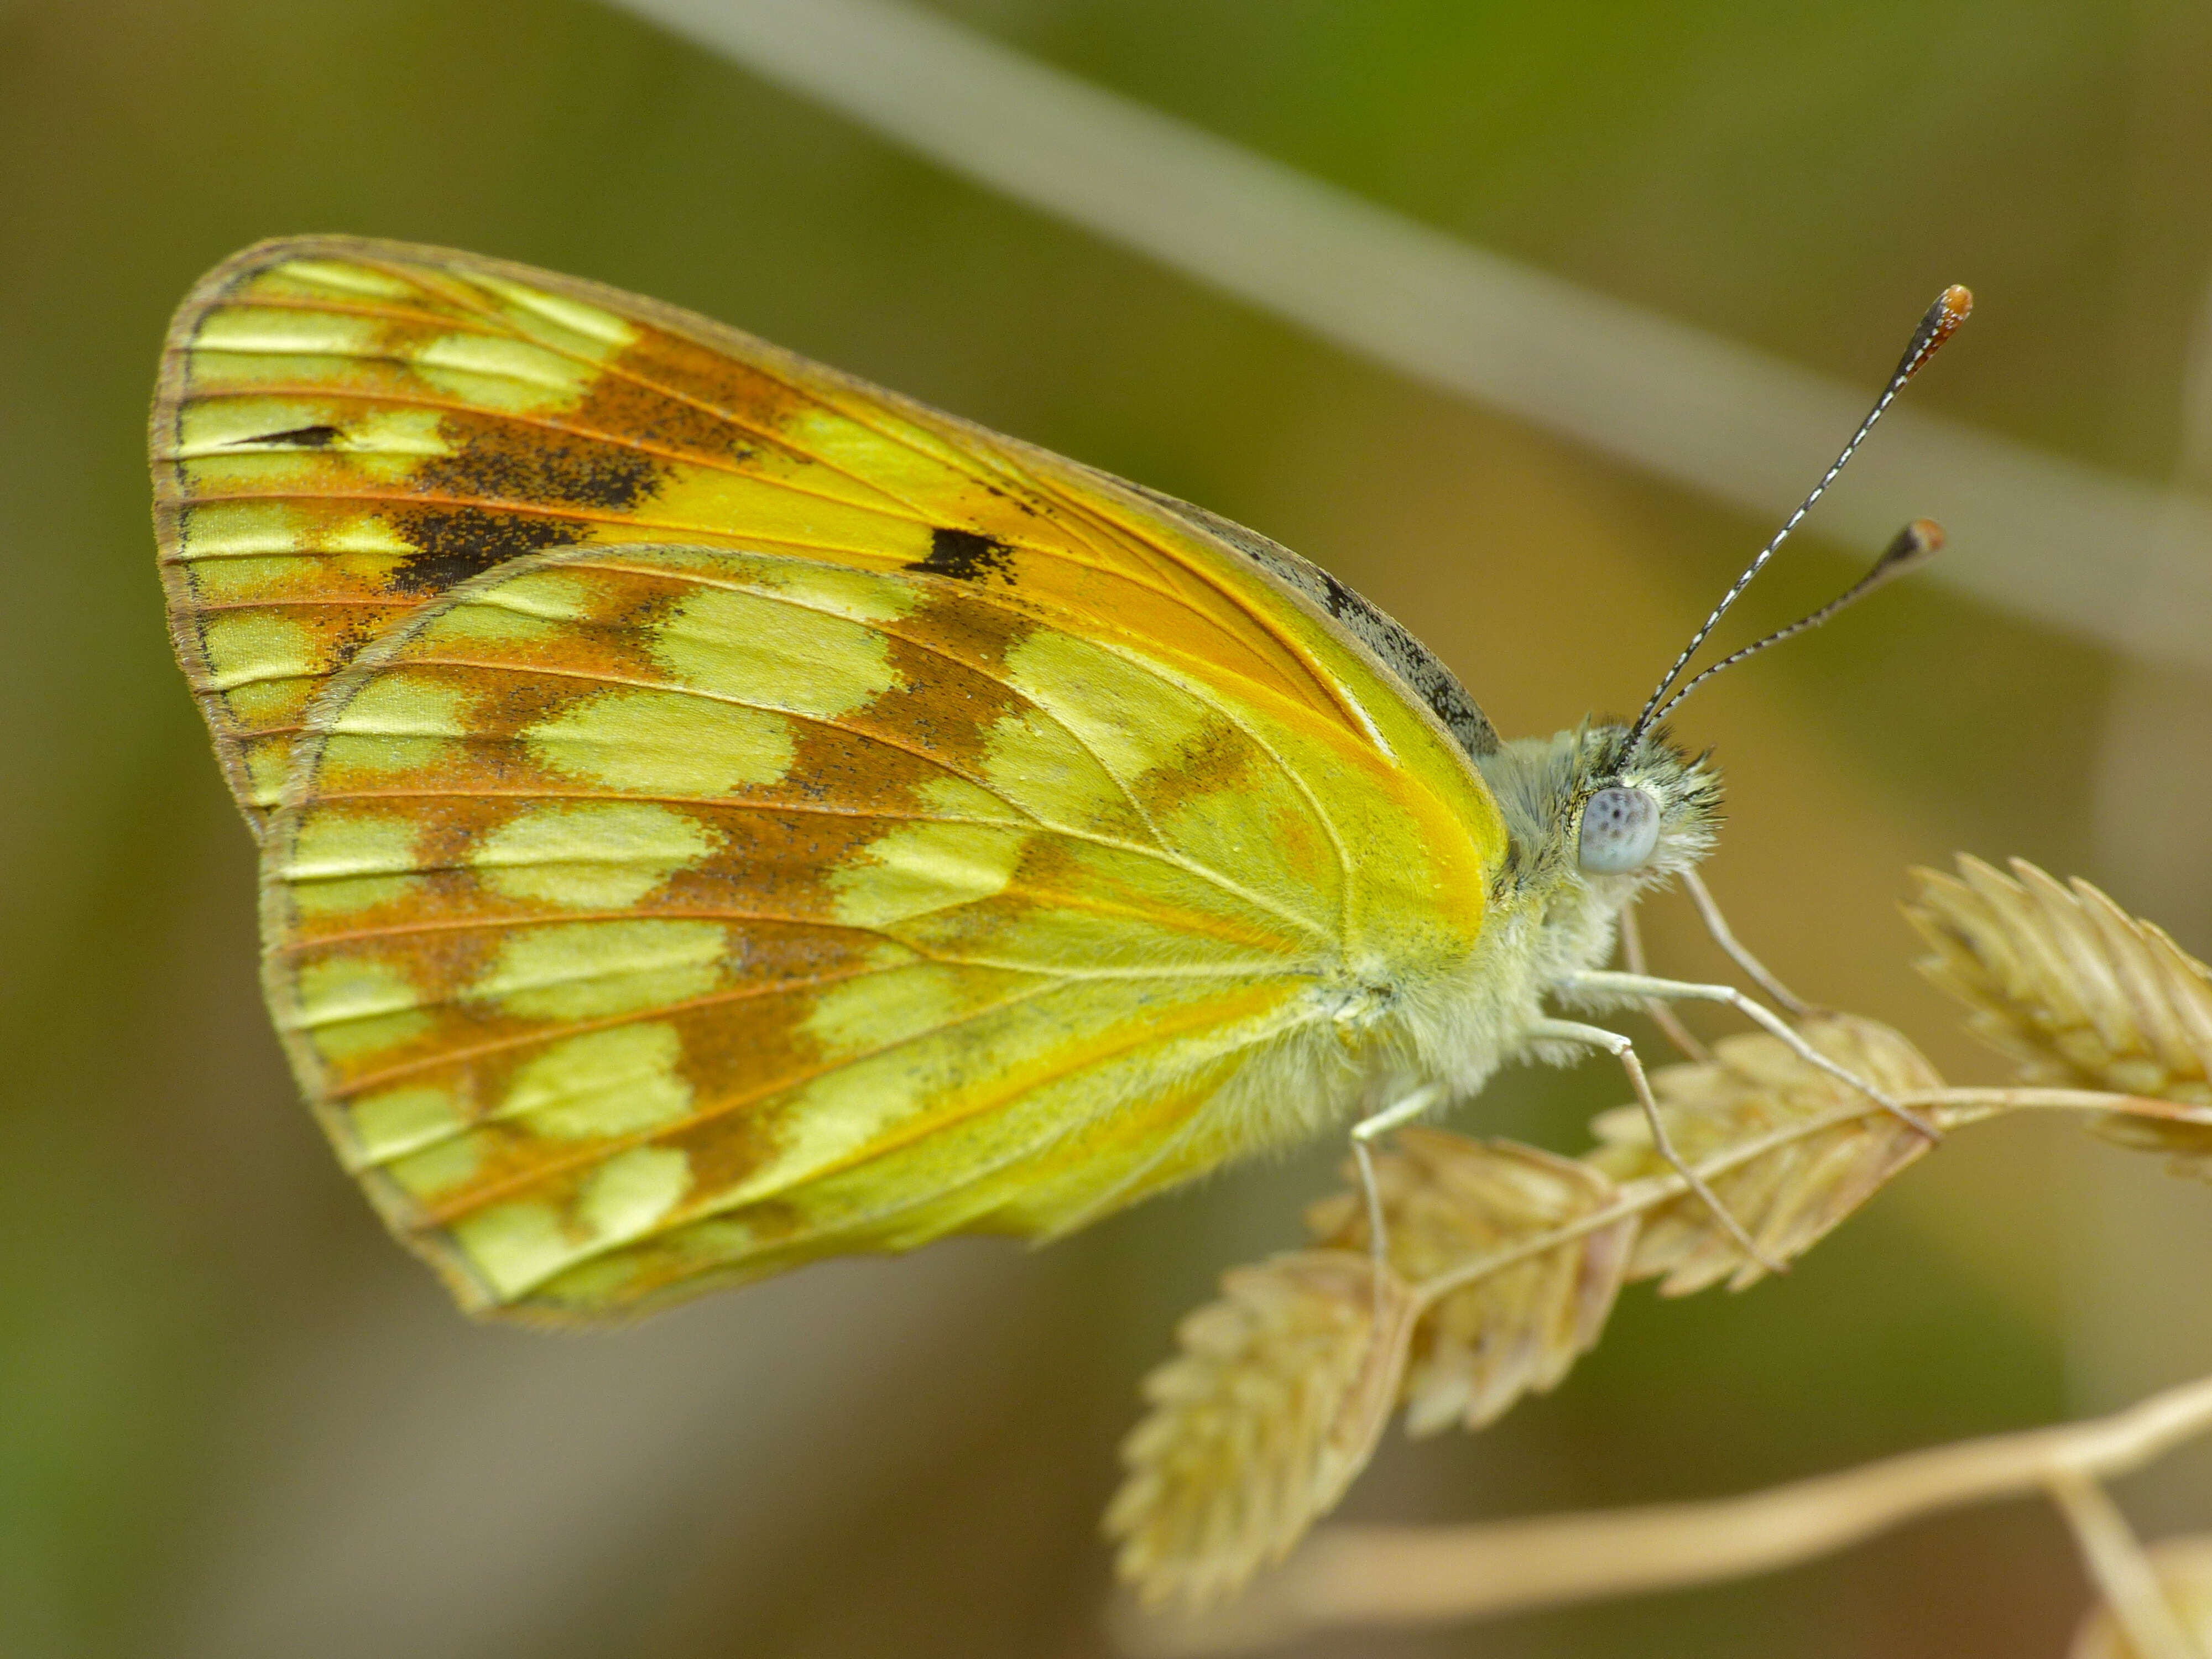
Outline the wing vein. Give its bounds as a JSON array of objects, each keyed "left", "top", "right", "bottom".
[
  {"left": 414, "top": 970, "right": 1306, "bottom": 1246},
  {"left": 319, "top": 964, "right": 895, "bottom": 1099},
  {"left": 160, "top": 379, "right": 950, "bottom": 523},
  {"left": 564, "top": 996, "right": 1327, "bottom": 1283},
  {"left": 277, "top": 906, "right": 895, "bottom": 950},
  {"left": 367, "top": 651, "right": 1333, "bottom": 943},
  {"left": 399, "top": 972, "right": 1076, "bottom": 1198}
]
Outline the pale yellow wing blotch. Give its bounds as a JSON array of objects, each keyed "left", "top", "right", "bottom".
[{"left": 264, "top": 544, "right": 1499, "bottom": 1319}]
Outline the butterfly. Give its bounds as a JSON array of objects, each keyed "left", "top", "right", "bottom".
[{"left": 152, "top": 238, "right": 1964, "bottom": 1321}]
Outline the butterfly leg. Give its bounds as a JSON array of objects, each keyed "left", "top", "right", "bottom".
[
  {"left": 1679, "top": 870, "right": 1812, "bottom": 1017},
  {"left": 1562, "top": 968, "right": 1941, "bottom": 1141},
  {"left": 1530, "top": 1018, "right": 1787, "bottom": 1275},
  {"left": 1348, "top": 1083, "right": 1444, "bottom": 1270},
  {"left": 1618, "top": 903, "right": 1710, "bottom": 1062}
]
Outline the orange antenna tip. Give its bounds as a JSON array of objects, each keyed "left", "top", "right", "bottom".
[
  {"left": 1888, "top": 518, "right": 1944, "bottom": 564},
  {"left": 1900, "top": 285, "right": 1974, "bottom": 382}
]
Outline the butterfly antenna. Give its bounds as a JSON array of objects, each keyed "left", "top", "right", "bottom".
[
  {"left": 1624, "top": 285, "right": 1972, "bottom": 752},
  {"left": 1651, "top": 518, "right": 1943, "bottom": 722}
]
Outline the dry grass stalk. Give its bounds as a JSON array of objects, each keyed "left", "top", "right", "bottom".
[
  {"left": 1588, "top": 1013, "right": 1944, "bottom": 1293},
  {"left": 2071, "top": 1534, "right": 2212, "bottom": 1659},
  {"left": 1306, "top": 1134, "right": 1636, "bottom": 1433},
  {"left": 1115, "top": 1018, "right": 1949, "bottom": 1604},
  {"left": 1110, "top": 860, "right": 2212, "bottom": 1614},
  {"left": 2048, "top": 1476, "right": 2207, "bottom": 1659},
  {"left": 1110, "top": 1040, "right": 2211, "bottom": 1609},
  {"left": 1909, "top": 855, "right": 2212, "bottom": 1178},
  {"left": 1105, "top": 1253, "right": 1417, "bottom": 1606},
  {"left": 1118, "top": 1373, "right": 2212, "bottom": 1656}
]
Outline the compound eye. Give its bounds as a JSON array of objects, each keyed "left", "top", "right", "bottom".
[{"left": 1578, "top": 786, "right": 1660, "bottom": 873}]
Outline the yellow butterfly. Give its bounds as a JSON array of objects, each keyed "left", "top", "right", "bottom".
[{"left": 151, "top": 238, "right": 1963, "bottom": 1321}]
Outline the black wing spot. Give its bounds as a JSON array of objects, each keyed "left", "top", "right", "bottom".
[
  {"left": 237, "top": 424, "right": 342, "bottom": 448},
  {"left": 416, "top": 428, "right": 660, "bottom": 517},
  {"left": 911, "top": 527, "right": 1014, "bottom": 582},
  {"left": 387, "top": 508, "right": 578, "bottom": 593},
  {"left": 384, "top": 421, "right": 667, "bottom": 596}
]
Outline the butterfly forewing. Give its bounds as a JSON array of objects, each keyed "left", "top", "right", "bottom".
[{"left": 155, "top": 238, "right": 1399, "bottom": 833}]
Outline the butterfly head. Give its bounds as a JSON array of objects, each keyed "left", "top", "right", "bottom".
[
  {"left": 1477, "top": 722, "right": 1721, "bottom": 907},
  {"left": 1574, "top": 724, "right": 1723, "bottom": 880},
  {"left": 1469, "top": 289, "right": 1970, "bottom": 971}
]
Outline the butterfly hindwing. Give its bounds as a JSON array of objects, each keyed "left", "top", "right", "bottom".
[{"left": 263, "top": 543, "right": 1486, "bottom": 1317}]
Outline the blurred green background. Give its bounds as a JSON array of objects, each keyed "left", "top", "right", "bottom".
[{"left": 4, "top": 1, "right": 2210, "bottom": 1653}]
